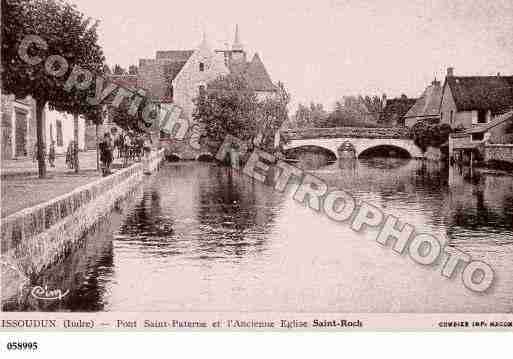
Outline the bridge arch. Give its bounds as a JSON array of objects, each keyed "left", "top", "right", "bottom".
[
  {"left": 195, "top": 152, "right": 214, "bottom": 161},
  {"left": 165, "top": 152, "right": 182, "bottom": 162},
  {"left": 283, "top": 144, "right": 337, "bottom": 161},
  {"left": 352, "top": 138, "right": 422, "bottom": 159},
  {"left": 358, "top": 144, "right": 412, "bottom": 158}
]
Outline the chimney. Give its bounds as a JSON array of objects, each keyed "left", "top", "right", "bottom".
[{"left": 447, "top": 67, "right": 454, "bottom": 77}]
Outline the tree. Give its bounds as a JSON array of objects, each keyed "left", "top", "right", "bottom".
[
  {"left": 84, "top": 106, "right": 105, "bottom": 170},
  {"left": 2, "top": 0, "right": 105, "bottom": 177},
  {"left": 255, "top": 81, "right": 290, "bottom": 150},
  {"left": 128, "top": 65, "right": 138, "bottom": 75},
  {"left": 193, "top": 74, "right": 259, "bottom": 150},
  {"left": 113, "top": 64, "right": 126, "bottom": 75},
  {"left": 103, "top": 64, "right": 111, "bottom": 75},
  {"left": 289, "top": 102, "right": 327, "bottom": 128},
  {"left": 411, "top": 120, "right": 452, "bottom": 152}
]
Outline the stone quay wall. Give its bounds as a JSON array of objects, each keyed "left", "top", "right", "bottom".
[
  {"left": 1, "top": 149, "right": 164, "bottom": 304},
  {"left": 484, "top": 144, "right": 513, "bottom": 165}
]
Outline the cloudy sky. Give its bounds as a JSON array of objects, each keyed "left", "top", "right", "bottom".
[{"left": 73, "top": 0, "right": 513, "bottom": 110}]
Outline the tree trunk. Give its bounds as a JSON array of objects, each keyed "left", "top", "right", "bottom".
[
  {"left": 35, "top": 100, "right": 46, "bottom": 178},
  {"left": 95, "top": 124, "right": 100, "bottom": 171},
  {"left": 73, "top": 112, "right": 80, "bottom": 173}
]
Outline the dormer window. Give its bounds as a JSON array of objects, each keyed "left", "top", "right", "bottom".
[{"left": 199, "top": 62, "right": 204, "bottom": 72}]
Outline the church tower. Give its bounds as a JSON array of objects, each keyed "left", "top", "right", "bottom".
[{"left": 230, "top": 24, "right": 246, "bottom": 63}]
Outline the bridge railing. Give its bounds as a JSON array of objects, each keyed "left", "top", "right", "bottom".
[{"left": 282, "top": 127, "right": 412, "bottom": 140}]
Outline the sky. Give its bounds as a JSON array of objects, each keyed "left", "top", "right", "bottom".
[{"left": 72, "top": 0, "right": 513, "bottom": 110}]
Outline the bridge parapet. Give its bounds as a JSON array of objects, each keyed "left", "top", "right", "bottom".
[{"left": 282, "top": 127, "right": 411, "bottom": 140}]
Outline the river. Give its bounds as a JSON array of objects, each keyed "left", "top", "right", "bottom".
[{"left": 8, "top": 158, "right": 513, "bottom": 312}]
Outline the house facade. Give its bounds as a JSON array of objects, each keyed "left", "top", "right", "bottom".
[
  {"left": 403, "top": 79, "right": 442, "bottom": 128},
  {"left": 440, "top": 68, "right": 513, "bottom": 129},
  {"left": 1, "top": 95, "right": 35, "bottom": 160},
  {"left": 380, "top": 95, "right": 416, "bottom": 127},
  {"left": 1, "top": 94, "right": 86, "bottom": 160},
  {"left": 138, "top": 25, "right": 276, "bottom": 121},
  {"left": 441, "top": 68, "right": 513, "bottom": 163}
]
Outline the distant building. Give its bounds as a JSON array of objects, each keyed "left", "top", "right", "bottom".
[
  {"left": 137, "top": 25, "right": 276, "bottom": 121},
  {"left": 44, "top": 108, "right": 86, "bottom": 155},
  {"left": 1, "top": 94, "right": 85, "bottom": 160},
  {"left": 442, "top": 68, "right": 513, "bottom": 162},
  {"left": 1, "top": 95, "right": 35, "bottom": 160},
  {"left": 440, "top": 67, "right": 513, "bottom": 130},
  {"left": 380, "top": 95, "right": 416, "bottom": 126},
  {"left": 403, "top": 79, "right": 443, "bottom": 128}
]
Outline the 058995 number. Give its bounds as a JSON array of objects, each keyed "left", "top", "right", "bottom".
[{"left": 6, "top": 342, "right": 39, "bottom": 351}]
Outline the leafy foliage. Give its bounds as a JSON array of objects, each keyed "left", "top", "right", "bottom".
[
  {"left": 2, "top": 0, "right": 105, "bottom": 177},
  {"left": 113, "top": 64, "right": 126, "bottom": 75},
  {"left": 410, "top": 120, "right": 452, "bottom": 152},
  {"left": 109, "top": 96, "right": 158, "bottom": 134},
  {"left": 288, "top": 95, "right": 385, "bottom": 129},
  {"left": 193, "top": 75, "right": 290, "bottom": 153}
]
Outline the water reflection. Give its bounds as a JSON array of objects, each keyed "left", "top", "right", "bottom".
[{"left": 6, "top": 159, "right": 513, "bottom": 312}]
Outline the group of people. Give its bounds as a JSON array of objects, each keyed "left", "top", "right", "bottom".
[
  {"left": 31, "top": 131, "right": 152, "bottom": 176},
  {"left": 99, "top": 131, "right": 152, "bottom": 176}
]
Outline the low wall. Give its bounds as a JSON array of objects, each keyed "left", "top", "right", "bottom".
[
  {"left": 1, "top": 149, "right": 164, "bottom": 304},
  {"left": 484, "top": 144, "right": 513, "bottom": 165}
]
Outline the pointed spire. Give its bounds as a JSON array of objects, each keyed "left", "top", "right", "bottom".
[{"left": 232, "top": 24, "right": 243, "bottom": 51}]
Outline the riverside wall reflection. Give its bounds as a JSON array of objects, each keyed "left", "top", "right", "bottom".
[{"left": 6, "top": 159, "right": 513, "bottom": 312}]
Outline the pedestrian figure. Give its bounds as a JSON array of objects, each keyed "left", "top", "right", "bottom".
[
  {"left": 99, "top": 133, "right": 114, "bottom": 176},
  {"left": 65, "top": 141, "right": 75, "bottom": 169},
  {"left": 48, "top": 141, "right": 56, "bottom": 167},
  {"left": 116, "top": 133, "right": 125, "bottom": 159}
]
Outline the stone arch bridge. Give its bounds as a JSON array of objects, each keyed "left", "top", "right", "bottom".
[{"left": 281, "top": 127, "right": 423, "bottom": 159}]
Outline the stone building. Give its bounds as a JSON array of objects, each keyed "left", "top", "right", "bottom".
[
  {"left": 441, "top": 68, "right": 513, "bottom": 162},
  {"left": 1, "top": 95, "right": 35, "bottom": 160},
  {"left": 403, "top": 79, "right": 443, "bottom": 128},
  {"left": 380, "top": 95, "right": 416, "bottom": 127},
  {"left": 440, "top": 67, "right": 513, "bottom": 129},
  {"left": 138, "top": 25, "right": 276, "bottom": 120},
  {"left": 1, "top": 94, "right": 86, "bottom": 160}
]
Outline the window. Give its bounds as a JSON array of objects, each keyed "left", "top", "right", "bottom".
[
  {"left": 198, "top": 85, "right": 206, "bottom": 97},
  {"left": 478, "top": 110, "right": 487, "bottom": 124},
  {"left": 56, "top": 120, "right": 63, "bottom": 146},
  {"left": 199, "top": 62, "right": 205, "bottom": 72},
  {"left": 472, "top": 132, "right": 484, "bottom": 141},
  {"left": 450, "top": 110, "right": 454, "bottom": 124}
]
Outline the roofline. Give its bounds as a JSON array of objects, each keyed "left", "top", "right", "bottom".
[{"left": 466, "top": 109, "right": 513, "bottom": 133}]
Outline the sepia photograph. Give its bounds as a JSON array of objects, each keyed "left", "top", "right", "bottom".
[{"left": 1, "top": 0, "right": 512, "bottom": 335}]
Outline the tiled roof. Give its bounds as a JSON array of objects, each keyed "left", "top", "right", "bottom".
[
  {"left": 445, "top": 75, "right": 513, "bottom": 113},
  {"left": 404, "top": 80, "right": 442, "bottom": 119},
  {"left": 156, "top": 50, "right": 194, "bottom": 62},
  {"left": 381, "top": 97, "right": 416, "bottom": 123},
  {"left": 242, "top": 53, "right": 276, "bottom": 92},
  {"left": 109, "top": 74, "right": 139, "bottom": 90},
  {"left": 163, "top": 61, "right": 188, "bottom": 82}
]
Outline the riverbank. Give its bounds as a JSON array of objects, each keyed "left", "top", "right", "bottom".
[
  {"left": 0, "top": 151, "right": 142, "bottom": 217},
  {"left": 1, "top": 149, "right": 165, "bottom": 307}
]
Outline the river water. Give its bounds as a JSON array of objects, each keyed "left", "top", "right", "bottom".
[{"left": 10, "top": 158, "right": 513, "bottom": 312}]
